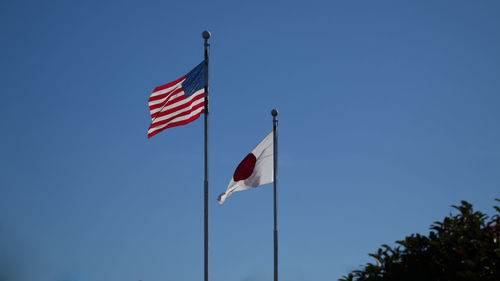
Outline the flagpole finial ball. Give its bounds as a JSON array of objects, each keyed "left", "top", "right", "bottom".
[
  {"left": 271, "top": 109, "right": 278, "bottom": 117},
  {"left": 202, "top": 30, "right": 211, "bottom": 39}
]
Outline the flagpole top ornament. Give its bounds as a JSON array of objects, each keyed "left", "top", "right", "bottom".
[
  {"left": 202, "top": 30, "right": 211, "bottom": 39},
  {"left": 271, "top": 109, "right": 278, "bottom": 117}
]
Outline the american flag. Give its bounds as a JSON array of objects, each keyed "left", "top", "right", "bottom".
[{"left": 147, "top": 61, "right": 206, "bottom": 138}]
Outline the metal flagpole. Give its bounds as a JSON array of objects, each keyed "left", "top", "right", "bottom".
[
  {"left": 202, "top": 30, "right": 211, "bottom": 281},
  {"left": 271, "top": 108, "right": 279, "bottom": 281}
]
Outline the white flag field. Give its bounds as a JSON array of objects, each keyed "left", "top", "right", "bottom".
[{"left": 218, "top": 132, "right": 274, "bottom": 204}]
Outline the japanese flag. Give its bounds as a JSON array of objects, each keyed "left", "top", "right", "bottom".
[{"left": 218, "top": 132, "right": 273, "bottom": 204}]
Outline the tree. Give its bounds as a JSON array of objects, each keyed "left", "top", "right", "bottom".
[{"left": 340, "top": 200, "right": 500, "bottom": 281}]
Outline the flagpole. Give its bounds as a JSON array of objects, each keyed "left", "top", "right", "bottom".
[
  {"left": 271, "top": 108, "right": 279, "bottom": 281},
  {"left": 202, "top": 30, "right": 211, "bottom": 281}
]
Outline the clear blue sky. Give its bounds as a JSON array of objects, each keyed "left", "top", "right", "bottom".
[{"left": 1, "top": 1, "right": 499, "bottom": 280}]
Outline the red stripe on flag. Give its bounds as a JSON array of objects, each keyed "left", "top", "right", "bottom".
[
  {"left": 152, "top": 76, "right": 185, "bottom": 93},
  {"left": 147, "top": 108, "right": 205, "bottom": 138}
]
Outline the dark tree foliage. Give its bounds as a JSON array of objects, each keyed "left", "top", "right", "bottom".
[{"left": 340, "top": 200, "right": 500, "bottom": 281}]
